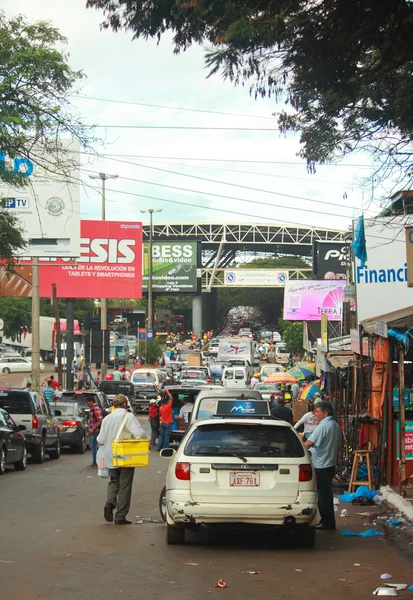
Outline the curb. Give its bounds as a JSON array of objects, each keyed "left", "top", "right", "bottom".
[{"left": 380, "top": 485, "right": 413, "bottom": 521}]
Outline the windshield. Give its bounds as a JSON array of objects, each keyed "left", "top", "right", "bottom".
[
  {"left": 133, "top": 373, "right": 156, "bottom": 383},
  {"left": 255, "top": 384, "right": 281, "bottom": 392},
  {"left": 61, "top": 393, "right": 97, "bottom": 406},
  {"left": 185, "top": 423, "right": 304, "bottom": 458},
  {"left": 181, "top": 372, "right": 206, "bottom": 380}
]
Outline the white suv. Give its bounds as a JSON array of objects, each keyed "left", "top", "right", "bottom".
[{"left": 161, "top": 410, "right": 317, "bottom": 546}]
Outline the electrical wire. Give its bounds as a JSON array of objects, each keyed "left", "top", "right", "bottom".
[{"left": 94, "top": 125, "right": 281, "bottom": 130}]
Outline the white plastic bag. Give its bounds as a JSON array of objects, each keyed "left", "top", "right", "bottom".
[{"left": 97, "top": 448, "right": 109, "bottom": 478}]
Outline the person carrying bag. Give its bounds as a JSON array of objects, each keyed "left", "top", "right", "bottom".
[{"left": 97, "top": 394, "right": 148, "bottom": 525}]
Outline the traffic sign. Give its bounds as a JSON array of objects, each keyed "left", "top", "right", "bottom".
[{"left": 147, "top": 328, "right": 154, "bottom": 343}]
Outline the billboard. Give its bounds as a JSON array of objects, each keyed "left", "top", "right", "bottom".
[
  {"left": 39, "top": 220, "right": 142, "bottom": 299},
  {"left": 313, "top": 241, "right": 348, "bottom": 280},
  {"left": 142, "top": 241, "right": 197, "bottom": 293},
  {"left": 0, "top": 265, "right": 33, "bottom": 297},
  {"left": 0, "top": 140, "right": 80, "bottom": 257},
  {"left": 224, "top": 269, "right": 288, "bottom": 287},
  {"left": 283, "top": 280, "right": 346, "bottom": 321},
  {"left": 355, "top": 216, "right": 413, "bottom": 323}
]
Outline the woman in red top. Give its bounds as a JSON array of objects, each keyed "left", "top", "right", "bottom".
[
  {"left": 148, "top": 399, "right": 160, "bottom": 448},
  {"left": 156, "top": 389, "right": 173, "bottom": 451}
]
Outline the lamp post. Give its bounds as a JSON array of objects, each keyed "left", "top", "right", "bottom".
[
  {"left": 89, "top": 172, "right": 118, "bottom": 376},
  {"left": 140, "top": 209, "right": 162, "bottom": 333}
]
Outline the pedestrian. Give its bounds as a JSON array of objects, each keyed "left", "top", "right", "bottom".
[
  {"left": 270, "top": 396, "right": 293, "bottom": 424},
  {"left": 42, "top": 380, "right": 55, "bottom": 403},
  {"left": 294, "top": 401, "right": 320, "bottom": 440},
  {"left": 148, "top": 399, "right": 160, "bottom": 448},
  {"left": 283, "top": 384, "right": 292, "bottom": 403},
  {"left": 291, "top": 380, "right": 300, "bottom": 401},
  {"left": 178, "top": 399, "right": 194, "bottom": 430},
  {"left": 250, "top": 373, "right": 259, "bottom": 389},
  {"left": 96, "top": 371, "right": 101, "bottom": 386},
  {"left": 156, "top": 388, "right": 174, "bottom": 451},
  {"left": 85, "top": 396, "right": 104, "bottom": 467},
  {"left": 53, "top": 384, "right": 64, "bottom": 401},
  {"left": 304, "top": 401, "right": 341, "bottom": 531},
  {"left": 112, "top": 366, "right": 122, "bottom": 381},
  {"left": 97, "top": 394, "right": 147, "bottom": 525}
]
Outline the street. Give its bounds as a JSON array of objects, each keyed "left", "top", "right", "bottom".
[{"left": 1, "top": 415, "right": 412, "bottom": 600}]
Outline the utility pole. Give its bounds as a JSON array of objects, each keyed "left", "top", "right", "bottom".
[
  {"left": 89, "top": 172, "right": 118, "bottom": 377},
  {"left": 141, "top": 208, "right": 162, "bottom": 332},
  {"left": 31, "top": 258, "right": 41, "bottom": 390}
]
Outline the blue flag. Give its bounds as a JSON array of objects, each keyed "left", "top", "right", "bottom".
[{"left": 352, "top": 215, "right": 367, "bottom": 267}]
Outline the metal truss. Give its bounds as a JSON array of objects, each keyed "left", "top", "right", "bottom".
[{"left": 202, "top": 267, "right": 313, "bottom": 289}]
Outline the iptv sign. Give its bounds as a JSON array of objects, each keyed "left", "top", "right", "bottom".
[{"left": 2, "top": 197, "right": 30, "bottom": 209}]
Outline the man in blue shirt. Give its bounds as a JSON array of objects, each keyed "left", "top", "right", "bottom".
[
  {"left": 305, "top": 401, "right": 341, "bottom": 531},
  {"left": 42, "top": 380, "right": 55, "bottom": 404}
]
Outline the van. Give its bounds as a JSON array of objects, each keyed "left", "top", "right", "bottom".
[
  {"left": 274, "top": 343, "right": 289, "bottom": 364},
  {"left": 131, "top": 368, "right": 165, "bottom": 410},
  {"left": 222, "top": 366, "right": 250, "bottom": 389}
]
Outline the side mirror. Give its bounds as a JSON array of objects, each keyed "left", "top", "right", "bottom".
[
  {"left": 160, "top": 448, "right": 175, "bottom": 458},
  {"left": 18, "top": 424, "right": 27, "bottom": 431},
  {"left": 54, "top": 409, "right": 62, "bottom": 416}
]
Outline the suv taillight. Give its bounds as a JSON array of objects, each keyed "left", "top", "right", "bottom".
[
  {"left": 175, "top": 462, "right": 191, "bottom": 480},
  {"left": 299, "top": 464, "right": 313, "bottom": 482},
  {"left": 32, "top": 415, "right": 39, "bottom": 429}
]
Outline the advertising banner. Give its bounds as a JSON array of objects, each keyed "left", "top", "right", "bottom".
[
  {"left": 313, "top": 241, "right": 348, "bottom": 280},
  {"left": 355, "top": 216, "right": 413, "bottom": 323},
  {"left": 0, "top": 140, "right": 81, "bottom": 257},
  {"left": 396, "top": 421, "right": 413, "bottom": 460},
  {"left": 224, "top": 269, "right": 288, "bottom": 287},
  {"left": 283, "top": 280, "right": 346, "bottom": 321},
  {"left": 39, "top": 220, "right": 142, "bottom": 299},
  {"left": 142, "top": 241, "right": 197, "bottom": 293}
]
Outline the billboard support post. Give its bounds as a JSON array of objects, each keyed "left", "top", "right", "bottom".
[
  {"left": 192, "top": 295, "right": 202, "bottom": 339},
  {"left": 52, "top": 284, "right": 62, "bottom": 386},
  {"left": 141, "top": 208, "right": 162, "bottom": 331},
  {"left": 66, "top": 299, "right": 75, "bottom": 390},
  {"left": 31, "top": 258, "right": 41, "bottom": 390}
]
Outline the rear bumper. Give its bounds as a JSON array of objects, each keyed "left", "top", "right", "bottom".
[
  {"left": 23, "top": 433, "right": 41, "bottom": 448},
  {"left": 166, "top": 491, "right": 317, "bottom": 525}
]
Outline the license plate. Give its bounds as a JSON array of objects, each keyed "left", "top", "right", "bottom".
[{"left": 230, "top": 472, "right": 260, "bottom": 487}]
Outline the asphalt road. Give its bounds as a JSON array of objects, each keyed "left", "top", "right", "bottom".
[{"left": 1, "top": 414, "right": 412, "bottom": 600}]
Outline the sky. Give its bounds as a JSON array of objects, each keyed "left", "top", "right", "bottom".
[{"left": 2, "top": 0, "right": 391, "bottom": 233}]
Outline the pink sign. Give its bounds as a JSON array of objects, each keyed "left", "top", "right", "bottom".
[{"left": 283, "top": 280, "right": 346, "bottom": 321}]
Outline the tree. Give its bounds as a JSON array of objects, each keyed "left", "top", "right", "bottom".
[
  {"left": 0, "top": 297, "right": 31, "bottom": 338},
  {"left": 0, "top": 13, "right": 90, "bottom": 266},
  {"left": 282, "top": 322, "right": 304, "bottom": 355},
  {"left": 88, "top": 0, "right": 413, "bottom": 183}
]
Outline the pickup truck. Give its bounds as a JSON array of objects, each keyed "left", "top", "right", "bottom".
[{"left": 0, "top": 388, "right": 62, "bottom": 463}]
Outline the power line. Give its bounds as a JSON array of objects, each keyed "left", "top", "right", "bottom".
[
  {"left": 75, "top": 94, "right": 276, "bottom": 121},
  {"left": 82, "top": 155, "right": 368, "bottom": 214},
  {"left": 89, "top": 152, "right": 373, "bottom": 168},
  {"left": 94, "top": 125, "right": 281, "bottom": 131}
]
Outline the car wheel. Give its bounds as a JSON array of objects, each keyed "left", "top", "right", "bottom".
[
  {"left": 48, "top": 435, "right": 61, "bottom": 459},
  {"left": 75, "top": 435, "right": 86, "bottom": 454},
  {"left": 14, "top": 445, "right": 28, "bottom": 471},
  {"left": 165, "top": 523, "right": 185, "bottom": 545},
  {"left": 2, "top": 367, "right": 11, "bottom": 374},
  {"left": 0, "top": 446, "right": 6, "bottom": 475},
  {"left": 296, "top": 526, "right": 316, "bottom": 548},
  {"left": 159, "top": 485, "right": 167, "bottom": 523},
  {"left": 32, "top": 437, "right": 45, "bottom": 463}
]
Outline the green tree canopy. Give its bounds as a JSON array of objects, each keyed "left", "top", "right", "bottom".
[
  {"left": 281, "top": 322, "right": 304, "bottom": 355},
  {"left": 88, "top": 0, "right": 413, "bottom": 179}
]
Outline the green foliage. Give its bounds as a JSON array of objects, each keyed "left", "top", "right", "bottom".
[
  {"left": 282, "top": 322, "right": 304, "bottom": 355},
  {"left": 88, "top": 0, "right": 413, "bottom": 174},
  {"left": 0, "top": 12, "right": 91, "bottom": 268},
  {"left": 137, "top": 338, "right": 162, "bottom": 365},
  {"left": 0, "top": 297, "right": 31, "bottom": 337}
]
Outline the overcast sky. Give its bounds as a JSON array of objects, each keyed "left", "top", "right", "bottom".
[{"left": 3, "top": 0, "right": 388, "bottom": 232}]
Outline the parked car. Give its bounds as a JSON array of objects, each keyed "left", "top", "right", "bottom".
[
  {"left": 48, "top": 402, "right": 89, "bottom": 453},
  {"left": 0, "top": 356, "right": 45, "bottom": 374},
  {"left": 160, "top": 405, "right": 317, "bottom": 546},
  {"left": 0, "top": 407, "right": 28, "bottom": 474},
  {"left": 60, "top": 390, "right": 110, "bottom": 416},
  {"left": 0, "top": 388, "right": 61, "bottom": 463}
]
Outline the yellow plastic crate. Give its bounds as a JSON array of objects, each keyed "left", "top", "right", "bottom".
[{"left": 112, "top": 439, "right": 150, "bottom": 468}]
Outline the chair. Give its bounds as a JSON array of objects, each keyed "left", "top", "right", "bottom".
[{"left": 348, "top": 449, "right": 374, "bottom": 492}]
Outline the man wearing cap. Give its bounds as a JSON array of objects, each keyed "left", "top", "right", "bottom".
[
  {"left": 304, "top": 401, "right": 341, "bottom": 531},
  {"left": 97, "top": 394, "right": 147, "bottom": 525}
]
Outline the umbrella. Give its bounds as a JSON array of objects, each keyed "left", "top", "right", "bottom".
[
  {"left": 299, "top": 378, "right": 323, "bottom": 400},
  {"left": 296, "top": 361, "right": 316, "bottom": 372},
  {"left": 288, "top": 366, "right": 315, "bottom": 381},
  {"left": 264, "top": 372, "right": 298, "bottom": 385}
]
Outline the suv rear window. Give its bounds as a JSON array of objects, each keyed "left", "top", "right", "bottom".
[
  {"left": 61, "top": 393, "right": 97, "bottom": 405},
  {"left": 185, "top": 423, "right": 304, "bottom": 458},
  {"left": 0, "top": 392, "right": 33, "bottom": 414},
  {"left": 99, "top": 382, "right": 133, "bottom": 395},
  {"left": 133, "top": 373, "right": 156, "bottom": 383}
]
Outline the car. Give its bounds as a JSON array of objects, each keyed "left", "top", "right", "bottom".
[
  {"left": 274, "top": 343, "right": 290, "bottom": 364},
  {"left": 59, "top": 390, "right": 111, "bottom": 416},
  {"left": 157, "top": 386, "right": 205, "bottom": 445},
  {"left": 260, "top": 365, "right": 285, "bottom": 378},
  {"left": 0, "top": 388, "right": 61, "bottom": 463},
  {"left": 98, "top": 380, "right": 135, "bottom": 405},
  {"left": 208, "top": 340, "right": 220, "bottom": 357},
  {"left": 209, "top": 361, "right": 231, "bottom": 383},
  {"left": 132, "top": 368, "right": 165, "bottom": 410},
  {"left": 160, "top": 400, "right": 317, "bottom": 546},
  {"left": 177, "top": 370, "right": 208, "bottom": 384},
  {"left": 0, "top": 356, "right": 45, "bottom": 374},
  {"left": 0, "top": 407, "right": 28, "bottom": 474},
  {"left": 48, "top": 402, "right": 90, "bottom": 453},
  {"left": 254, "top": 383, "right": 283, "bottom": 404}
]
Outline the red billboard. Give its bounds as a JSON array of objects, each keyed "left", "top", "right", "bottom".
[{"left": 39, "top": 221, "right": 142, "bottom": 299}]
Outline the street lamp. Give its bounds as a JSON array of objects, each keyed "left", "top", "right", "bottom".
[
  {"left": 89, "top": 172, "right": 118, "bottom": 376},
  {"left": 141, "top": 208, "right": 162, "bottom": 333}
]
